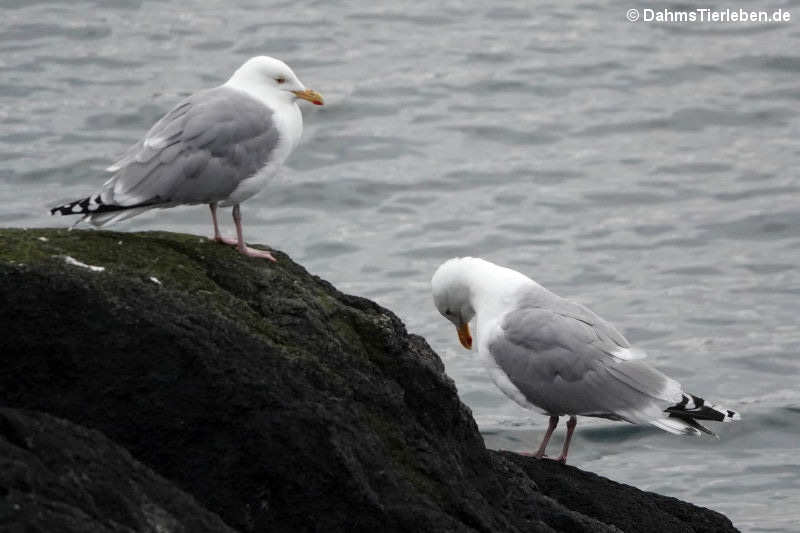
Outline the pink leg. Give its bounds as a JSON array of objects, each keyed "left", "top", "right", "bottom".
[
  {"left": 556, "top": 416, "right": 577, "bottom": 464},
  {"left": 232, "top": 204, "right": 277, "bottom": 262},
  {"left": 209, "top": 203, "right": 237, "bottom": 245},
  {"left": 531, "top": 416, "right": 559, "bottom": 459}
]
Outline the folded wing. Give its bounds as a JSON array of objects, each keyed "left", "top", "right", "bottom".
[
  {"left": 487, "top": 289, "right": 683, "bottom": 425},
  {"left": 99, "top": 86, "right": 280, "bottom": 209}
]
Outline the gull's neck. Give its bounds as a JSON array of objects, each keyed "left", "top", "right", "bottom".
[
  {"left": 222, "top": 74, "right": 304, "bottom": 156},
  {"left": 460, "top": 258, "right": 537, "bottom": 331}
]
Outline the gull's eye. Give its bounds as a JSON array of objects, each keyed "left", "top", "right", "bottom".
[{"left": 275, "top": 76, "right": 287, "bottom": 84}]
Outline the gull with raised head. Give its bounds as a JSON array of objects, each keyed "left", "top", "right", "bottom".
[{"left": 51, "top": 56, "right": 324, "bottom": 261}]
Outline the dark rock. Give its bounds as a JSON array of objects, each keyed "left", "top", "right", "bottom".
[
  {"left": 501, "top": 452, "right": 737, "bottom": 533},
  {"left": 0, "top": 407, "right": 235, "bottom": 533},
  {"left": 0, "top": 228, "right": 739, "bottom": 532}
]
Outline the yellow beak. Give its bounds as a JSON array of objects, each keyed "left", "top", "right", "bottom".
[
  {"left": 456, "top": 323, "right": 472, "bottom": 350},
  {"left": 292, "top": 89, "right": 324, "bottom": 106}
]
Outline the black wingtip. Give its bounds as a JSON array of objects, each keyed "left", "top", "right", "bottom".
[
  {"left": 51, "top": 198, "right": 90, "bottom": 217},
  {"left": 51, "top": 195, "right": 157, "bottom": 218},
  {"left": 666, "top": 393, "right": 740, "bottom": 424},
  {"left": 51, "top": 195, "right": 116, "bottom": 217}
]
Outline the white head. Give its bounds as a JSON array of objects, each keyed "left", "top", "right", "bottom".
[
  {"left": 226, "top": 56, "right": 324, "bottom": 106},
  {"left": 432, "top": 257, "right": 535, "bottom": 350},
  {"left": 431, "top": 257, "right": 479, "bottom": 349}
]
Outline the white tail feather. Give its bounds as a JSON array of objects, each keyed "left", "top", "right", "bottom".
[
  {"left": 650, "top": 418, "right": 702, "bottom": 436},
  {"left": 88, "top": 206, "right": 154, "bottom": 227}
]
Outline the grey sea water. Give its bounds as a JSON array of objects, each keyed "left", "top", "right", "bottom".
[{"left": 2, "top": 1, "right": 799, "bottom": 530}]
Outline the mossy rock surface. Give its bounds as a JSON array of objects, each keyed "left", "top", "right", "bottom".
[{"left": 0, "top": 228, "right": 739, "bottom": 532}]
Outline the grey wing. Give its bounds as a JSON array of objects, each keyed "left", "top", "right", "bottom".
[
  {"left": 487, "top": 297, "right": 682, "bottom": 422},
  {"left": 517, "top": 287, "right": 634, "bottom": 356},
  {"left": 99, "top": 86, "right": 280, "bottom": 207}
]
